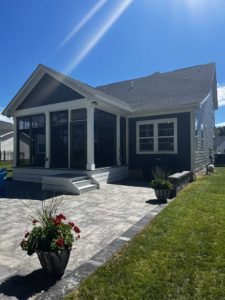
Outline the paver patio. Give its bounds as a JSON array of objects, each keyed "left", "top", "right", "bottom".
[{"left": 0, "top": 179, "right": 158, "bottom": 299}]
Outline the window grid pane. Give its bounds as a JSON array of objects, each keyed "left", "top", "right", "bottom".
[
  {"left": 158, "top": 122, "right": 174, "bottom": 137},
  {"left": 139, "top": 124, "right": 153, "bottom": 138},
  {"left": 139, "top": 138, "right": 154, "bottom": 151},
  {"left": 158, "top": 137, "right": 174, "bottom": 151}
]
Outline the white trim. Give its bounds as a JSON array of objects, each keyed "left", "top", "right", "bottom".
[
  {"left": 129, "top": 107, "right": 194, "bottom": 119},
  {"left": 13, "top": 117, "right": 17, "bottom": 167},
  {"left": 199, "top": 91, "right": 212, "bottom": 109},
  {"left": 45, "top": 112, "right": 50, "bottom": 168},
  {"left": 86, "top": 104, "right": 95, "bottom": 170},
  {"left": 136, "top": 118, "right": 177, "bottom": 154},
  {"left": 14, "top": 98, "right": 89, "bottom": 117},
  {"left": 0, "top": 131, "right": 14, "bottom": 139}
]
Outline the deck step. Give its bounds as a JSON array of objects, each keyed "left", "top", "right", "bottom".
[
  {"left": 73, "top": 179, "right": 93, "bottom": 188},
  {"left": 79, "top": 183, "right": 98, "bottom": 194}
]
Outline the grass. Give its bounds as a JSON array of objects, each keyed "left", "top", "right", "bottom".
[
  {"left": 0, "top": 161, "right": 13, "bottom": 178},
  {"left": 65, "top": 168, "right": 225, "bottom": 300}
]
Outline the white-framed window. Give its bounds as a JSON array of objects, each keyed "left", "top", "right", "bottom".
[{"left": 136, "top": 118, "right": 177, "bottom": 154}]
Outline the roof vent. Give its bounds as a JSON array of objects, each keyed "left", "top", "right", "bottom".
[{"left": 183, "top": 77, "right": 188, "bottom": 81}]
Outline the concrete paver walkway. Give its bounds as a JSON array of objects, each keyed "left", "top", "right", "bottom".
[{"left": 0, "top": 180, "right": 158, "bottom": 299}]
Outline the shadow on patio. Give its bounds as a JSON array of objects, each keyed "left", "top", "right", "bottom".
[
  {"left": 0, "top": 269, "right": 57, "bottom": 300},
  {"left": 2, "top": 180, "right": 62, "bottom": 200}
]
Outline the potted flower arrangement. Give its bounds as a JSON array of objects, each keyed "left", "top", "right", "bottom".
[
  {"left": 20, "top": 197, "right": 80, "bottom": 277},
  {"left": 150, "top": 167, "right": 173, "bottom": 202}
]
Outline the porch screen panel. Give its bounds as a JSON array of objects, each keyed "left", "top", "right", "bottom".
[
  {"left": 94, "top": 109, "right": 116, "bottom": 168},
  {"left": 120, "top": 117, "right": 126, "bottom": 165},
  {"left": 17, "top": 114, "right": 45, "bottom": 167},
  {"left": 50, "top": 111, "right": 68, "bottom": 168},
  {"left": 70, "top": 109, "right": 87, "bottom": 169}
]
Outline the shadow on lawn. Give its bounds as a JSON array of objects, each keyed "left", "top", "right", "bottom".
[
  {"left": 2, "top": 180, "right": 62, "bottom": 201},
  {"left": 0, "top": 269, "right": 57, "bottom": 300}
]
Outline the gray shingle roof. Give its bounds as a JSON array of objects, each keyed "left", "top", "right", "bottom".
[
  {"left": 41, "top": 65, "right": 132, "bottom": 111},
  {"left": 97, "top": 63, "right": 217, "bottom": 112},
  {"left": 0, "top": 121, "right": 13, "bottom": 136}
]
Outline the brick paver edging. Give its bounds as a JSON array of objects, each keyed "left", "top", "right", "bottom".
[{"left": 37, "top": 201, "right": 171, "bottom": 300}]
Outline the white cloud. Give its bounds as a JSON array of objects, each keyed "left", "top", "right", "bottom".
[
  {"left": 216, "top": 122, "right": 225, "bottom": 128},
  {"left": 64, "top": 0, "right": 134, "bottom": 74},
  {"left": 217, "top": 84, "right": 225, "bottom": 107}
]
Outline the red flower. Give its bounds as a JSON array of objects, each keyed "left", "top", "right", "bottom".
[
  {"left": 56, "top": 213, "right": 66, "bottom": 220},
  {"left": 68, "top": 222, "right": 75, "bottom": 228},
  {"left": 54, "top": 218, "right": 61, "bottom": 226},
  {"left": 24, "top": 232, "right": 30, "bottom": 238},
  {"left": 32, "top": 219, "right": 39, "bottom": 225},
  {"left": 55, "top": 238, "right": 64, "bottom": 248},
  {"left": 74, "top": 226, "right": 80, "bottom": 234}
]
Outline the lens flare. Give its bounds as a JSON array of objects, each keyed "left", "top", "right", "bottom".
[
  {"left": 58, "top": 0, "right": 108, "bottom": 50},
  {"left": 63, "top": 0, "right": 134, "bottom": 74}
]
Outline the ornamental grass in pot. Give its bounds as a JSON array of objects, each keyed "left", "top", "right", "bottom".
[
  {"left": 20, "top": 197, "right": 80, "bottom": 277},
  {"left": 150, "top": 167, "right": 173, "bottom": 202}
]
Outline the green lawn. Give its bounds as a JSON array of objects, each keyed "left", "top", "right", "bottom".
[
  {"left": 66, "top": 168, "right": 225, "bottom": 300},
  {"left": 0, "top": 161, "right": 13, "bottom": 178}
]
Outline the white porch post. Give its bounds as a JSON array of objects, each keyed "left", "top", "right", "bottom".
[
  {"left": 117, "top": 115, "right": 121, "bottom": 166},
  {"left": 45, "top": 112, "right": 50, "bottom": 168},
  {"left": 13, "top": 117, "right": 17, "bottom": 167},
  {"left": 86, "top": 105, "right": 95, "bottom": 170}
]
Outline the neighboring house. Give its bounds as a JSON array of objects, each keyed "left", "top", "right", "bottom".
[
  {"left": 0, "top": 121, "right": 13, "bottom": 161},
  {"left": 2, "top": 63, "right": 217, "bottom": 184},
  {"left": 215, "top": 136, "right": 225, "bottom": 154}
]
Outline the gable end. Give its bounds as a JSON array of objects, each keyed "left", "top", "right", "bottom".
[{"left": 16, "top": 74, "right": 85, "bottom": 110}]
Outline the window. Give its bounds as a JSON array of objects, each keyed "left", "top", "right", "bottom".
[{"left": 136, "top": 118, "right": 177, "bottom": 154}]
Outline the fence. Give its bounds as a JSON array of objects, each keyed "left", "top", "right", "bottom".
[
  {"left": 0, "top": 151, "right": 13, "bottom": 163},
  {"left": 214, "top": 154, "right": 225, "bottom": 166}
]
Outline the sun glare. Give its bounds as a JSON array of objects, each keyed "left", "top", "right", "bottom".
[
  {"left": 58, "top": 0, "right": 108, "bottom": 50},
  {"left": 63, "top": 0, "right": 134, "bottom": 74}
]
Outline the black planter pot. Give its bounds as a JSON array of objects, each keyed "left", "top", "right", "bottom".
[
  {"left": 36, "top": 249, "right": 70, "bottom": 277},
  {"left": 154, "top": 189, "right": 170, "bottom": 202}
]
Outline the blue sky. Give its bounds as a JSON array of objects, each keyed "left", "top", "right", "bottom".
[{"left": 0, "top": 0, "right": 225, "bottom": 125}]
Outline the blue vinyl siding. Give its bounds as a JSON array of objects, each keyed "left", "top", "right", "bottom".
[
  {"left": 129, "top": 112, "right": 191, "bottom": 179},
  {"left": 195, "top": 92, "right": 215, "bottom": 171}
]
